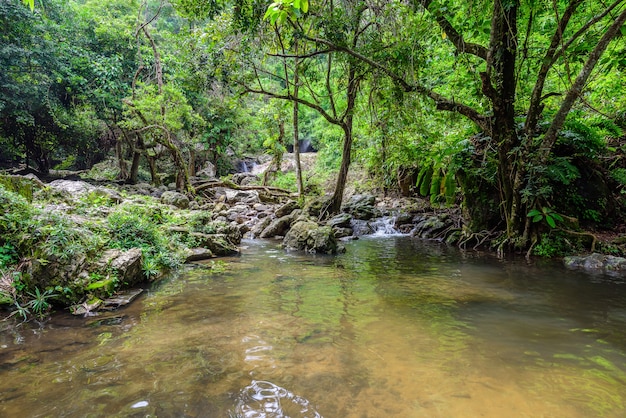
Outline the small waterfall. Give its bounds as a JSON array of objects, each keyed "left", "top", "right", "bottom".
[
  {"left": 350, "top": 216, "right": 404, "bottom": 237},
  {"left": 370, "top": 216, "right": 403, "bottom": 236},
  {"left": 237, "top": 160, "right": 257, "bottom": 173}
]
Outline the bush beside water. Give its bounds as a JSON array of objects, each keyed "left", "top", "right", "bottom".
[{"left": 0, "top": 181, "right": 235, "bottom": 319}]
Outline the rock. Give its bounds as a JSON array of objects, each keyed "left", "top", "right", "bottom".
[
  {"left": 350, "top": 220, "right": 375, "bottom": 236},
  {"left": 225, "top": 189, "right": 260, "bottom": 204},
  {"left": 394, "top": 213, "right": 413, "bottom": 228},
  {"left": 251, "top": 216, "right": 272, "bottom": 238},
  {"left": 328, "top": 213, "right": 352, "bottom": 228},
  {"left": 232, "top": 172, "right": 259, "bottom": 185},
  {"left": 160, "top": 190, "right": 190, "bottom": 209},
  {"left": 342, "top": 194, "right": 377, "bottom": 220},
  {"left": 197, "top": 162, "right": 217, "bottom": 178},
  {"left": 0, "top": 174, "right": 44, "bottom": 202},
  {"left": 190, "top": 233, "right": 240, "bottom": 256},
  {"left": 260, "top": 211, "right": 301, "bottom": 238},
  {"left": 184, "top": 248, "right": 214, "bottom": 262},
  {"left": 49, "top": 179, "right": 122, "bottom": 204},
  {"left": 332, "top": 227, "right": 353, "bottom": 238},
  {"left": 101, "top": 288, "right": 144, "bottom": 310},
  {"left": 98, "top": 248, "right": 144, "bottom": 286},
  {"left": 275, "top": 200, "right": 300, "bottom": 218},
  {"left": 412, "top": 214, "right": 450, "bottom": 239},
  {"left": 303, "top": 196, "right": 329, "bottom": 217},
  {"left": 283, "top": 220, "right": 338, "bottom": 254},
  {"left": 564, "top": 253, "right": 626, "bottom": 275}
]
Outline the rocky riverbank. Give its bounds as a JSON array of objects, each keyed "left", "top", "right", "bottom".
[{"left": 3, "top": 167, "right": 622, "bottom": 319}]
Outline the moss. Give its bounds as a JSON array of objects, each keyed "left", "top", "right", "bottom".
[{"left": 0, "top": 175, "right": 41, "bottom": 202}]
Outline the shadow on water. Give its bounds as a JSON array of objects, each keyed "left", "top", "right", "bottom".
[{"left": 1, "top": 236, "right": 626, "bottom": 417}]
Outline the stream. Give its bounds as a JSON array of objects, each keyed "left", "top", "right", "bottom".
[{"left": 1, "top": 236, "right": 626, "bottom": 417}]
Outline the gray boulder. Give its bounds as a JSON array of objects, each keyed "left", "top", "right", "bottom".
[
  {"left": 160, "top": 191, "right": 190, "bottom": 209},
  {"left": 283, "top": 220, "right": 338, "bottom": 254},
  {"left": 190, "top": 233, "right": 240, "bottom": 256},
  {"left": 184, "top": 248, "right": 214, "bottom": 263},
  {"left": 49, "top": 179, "right": 122, "bottom": 204},
  {"left": 275, "top": 200, "right": 300, "bottom": 218},
  {"left": 260, "top": 210, "right": 301, "bottom": 238},
  {"left": 97, "top": 248, "right": 144, "bottom": 286},
  {"left": 328, "top": 213, "right": 352, "bottom": 228},
  {"left": 225, "top": 189, "right": 260, "bottom": 204},
  {"left": 564, "top": 253, "right": 626, "bottom": 274},
  {"left": 251, "top": 216, "right": 272, "bottom": 238},
  {"left": 412, "top": 214, "right": 450, "bottom": 239},
  {"left": 342, "top": 194, "right": 377, "bottom": 220}
]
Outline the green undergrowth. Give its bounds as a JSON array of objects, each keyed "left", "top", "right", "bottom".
[{"left": 0, "top": 183, "right": 223, "bottom": 320}]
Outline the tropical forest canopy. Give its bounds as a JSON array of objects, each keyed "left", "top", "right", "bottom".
[{"left": 2, "top": 0, "right": 626, "bottom": 251}]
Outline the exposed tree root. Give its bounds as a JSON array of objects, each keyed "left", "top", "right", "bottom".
[
  {"left": 193, "top": 180, "right": 293, "bottom": 196},
  {"left": 556, "top": 228, "right": 598, "bottom": 252}
]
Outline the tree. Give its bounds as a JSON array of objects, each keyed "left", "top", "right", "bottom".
[
  {"left": 269, "top": 0, "right": 626, "bottom": 247},
  {"left": 248, "top": 0, "right": 377, "bottom": 215}
]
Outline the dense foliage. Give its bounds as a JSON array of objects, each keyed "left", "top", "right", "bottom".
[{"left": 1, "top": 0, "right": 626, "bottom": 254}]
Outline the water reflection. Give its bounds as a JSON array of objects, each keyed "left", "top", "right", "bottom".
[
  {"left": 232, "top": 380, "right": 322, "bottom": 418},
  {"left": 0, "top": 237, "right": 625, "bottom": 417}
]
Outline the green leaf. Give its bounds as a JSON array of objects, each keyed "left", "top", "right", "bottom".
[
  {"left": 527, "top": 209, "right": 541, "bottom": 218},
  {"left": 294, "top": 0, "right": 301, "bottom": 9},
  {"left": 551, "top": 213, "right": 564, "bottom": 222},
  {"left": 545, "top": 215, "right": 556, "bottom": 228},
  {"left": 532, "top": 214, "right": 543, "bottom": 223},
  {"left": 301, "top": 0, "right": 309, "bottom": 13}
]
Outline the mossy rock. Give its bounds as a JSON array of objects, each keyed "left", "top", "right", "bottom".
[{"left": 0, "top": 175, "right": 44, "bottom": 202}]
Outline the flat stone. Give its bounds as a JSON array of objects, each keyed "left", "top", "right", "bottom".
[
  {"left": 102, "top": 288, "right": 144, "bottom": 310},
  {"left": 184, "top": 247, "right": 214, "bottom": 262}
]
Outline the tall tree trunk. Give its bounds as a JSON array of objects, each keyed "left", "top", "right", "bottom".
[
  {"left": 263, "top": 120, "right": 285, "bottom": 186},
  {"left": 113, "top": 128, "right": 129, "bottom": 181},
  {"left": 327, "top": 65, "right": 360, "bottom": 215},
  {"left": 484, "top": 0, "right": 521, "bottom": 241},
  {"left": 129, "top": 150, "right": 141, "bottom": 184},
  {"left": 293, "top": 48, "right": 304, "bottom": 197}
]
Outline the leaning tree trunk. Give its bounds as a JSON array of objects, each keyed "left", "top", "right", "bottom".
[{"left": 327, "top": 65, "right": 360, "bottom": 216}]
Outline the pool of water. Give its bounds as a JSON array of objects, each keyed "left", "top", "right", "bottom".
[{"left": 1, "top": 237, "right": 625, "bottom": 417}]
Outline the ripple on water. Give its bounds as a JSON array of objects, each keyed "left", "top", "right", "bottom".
[{"left": 231, "top": 380, "right": 322, "bottom": 418}]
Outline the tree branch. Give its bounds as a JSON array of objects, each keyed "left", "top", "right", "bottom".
[
  {"left": 538, "top": 7, "right": 626, "bottom": 164},
  {"left": 525, "top": 0, "right": 583, "bottom": 139},
  {"left": 415, "top": 0, "right": 489, "bottom": 60}
]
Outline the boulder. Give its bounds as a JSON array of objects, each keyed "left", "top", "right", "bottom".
[
  {"left": 0, "top": 174, "right": 44, "bottom": 202},
  {"left": 97, "top": 248, "right": 144, "bottom": 286},
  {"left": 190, "top": 233, "right": 240, "bottom": 256},
  {"left": 328, "top": 213, "right": 352, "bottom": 228},
  {"left": 225, "top": 189, "right": 260, "bottom": 204},
  {"left": 564, "top": 253, "right": 626, "bottom": 274},
  {"left": 303, "top": 196, "right": 329, "bottom": 218},
  {"left": 283, "top": 220, "right": 338, "bottom": 254},
  {"left": 332, "top": 227, "right": 353, "bottom": 239},
  {"left": 160, "top": 190, "right": 190, "bottom": 209},
  {"left": 49, "top": 179, "right": 122, "bottom": 204},
  {"left": 411, "top": 214, "right": 450, "bottom": 239},
  {"left": 275, "top": 200, "right": 300, "bottom": 218},
  {"left": 232, "top": 172, "right": 259, "bottom": 185},
  {"left": 251, "top": 216, "right": 272, "bottom": 238},
  {"left": 197, "top": 162, "right": 217, "bottom": 179},
  {"left": 342, "top": 194, "right": 377, "bottom": 220},
  {"left": 260, "top": 210, "right": 301, "bottom": 238},
  {"left": 184, "top": 247, "right": 214, "bottom": 262}
]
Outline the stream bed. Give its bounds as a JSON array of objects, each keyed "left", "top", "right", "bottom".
[{"left": 1, "top": 237, "right": 626, "bottom": 417}]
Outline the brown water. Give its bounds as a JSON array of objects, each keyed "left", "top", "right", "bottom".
[{"left": 1, "top": 237, "right": 626, "bottom": 417}]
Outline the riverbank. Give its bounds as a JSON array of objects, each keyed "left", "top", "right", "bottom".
[{"left": 2, "top": 159, "right": 625, "bottom": 320}]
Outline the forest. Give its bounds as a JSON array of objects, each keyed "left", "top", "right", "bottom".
[{"left": 2, "top": 0, "right": 626, "bottom": 255}]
